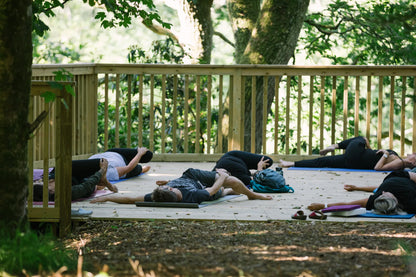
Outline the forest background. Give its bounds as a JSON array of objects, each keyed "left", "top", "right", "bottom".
[
  {"left": 33, "top": 0, "right": 416, "bottom": 154},
  {"left": 34, "top": 0, "right": 326, "bottom": 65}
]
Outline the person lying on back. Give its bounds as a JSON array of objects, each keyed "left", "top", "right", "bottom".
[{"left": 90, "top": 168, "right": 273, "bottom": 204}]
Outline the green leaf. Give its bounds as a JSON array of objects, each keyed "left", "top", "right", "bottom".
[
  {"left": 47, "top": 81, "right": 63, "bottom": 90},
  {"left": 65, "top": 85, "right": 75, "bottom": 97},
  {"left": 40, "top": 91, "right": 56, "bottom": 103}
]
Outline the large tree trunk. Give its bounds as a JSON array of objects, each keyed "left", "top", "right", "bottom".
[
  {"left": 229, "top": 0, "right": 309, "bottom": 152},
  {"left": 227, "top": 0, "right": 261, "bottom": 63},
  {"left": 176, "top": 0, "right": 214, "bottom": 64},
  {"left": 0, "top": 0, "right": 33, "bottom": 232}
]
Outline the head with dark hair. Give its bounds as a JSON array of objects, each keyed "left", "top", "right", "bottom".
[
  {"left": 152, "top": 186, "right": 180, "bottom": 202},
  {"left": 405, "top": 153, "right": 416, "bottom": 169},
  {"left": 33, "top": 185, "right": 54, "bottom": 202},
  {"left": 373, "top": 192, "right": 399, "bottom": 214},
  {"left": 33, "top": 185, "right": 44, "bottom": 202}
]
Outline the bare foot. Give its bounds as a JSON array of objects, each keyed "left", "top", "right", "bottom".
[
  {"left": 279, "top": 159, "right": 294, "bottom": 168},
  {"left": 319, "top": 146, "right": 336, "bottom": 156},
  {"left": 100, "top": 158, "right": 108, "bottom": 174},
  {"left": 142, "top": 165, "right": 151, "bottom": 174},
  {"left": 99, "top": 179, "right": 118, "bottom": 193}
]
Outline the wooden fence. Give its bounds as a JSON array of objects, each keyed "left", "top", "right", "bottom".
[
  {"left": 28, "top": 81, "right": 74, "bottom": 237},
  {"left": 31, "top": 64, "right": 416, "bottom": 162}
]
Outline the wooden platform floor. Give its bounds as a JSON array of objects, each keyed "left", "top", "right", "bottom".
[{"left": 71, "top": 162, "right": 416, "bottom": 223}]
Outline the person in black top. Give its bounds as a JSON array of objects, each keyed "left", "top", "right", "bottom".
[
  {"left": 90, "top": 168, "right": 273, "bottom": 204},
  {"left": 280, "top": 136, "right": 416, "bottom": 171},
  {"left": 213, "top": 150, "right": 273, "bottom": 187},
  {"left": 308, "top": 170, "right": 416, "bottom": 214}
]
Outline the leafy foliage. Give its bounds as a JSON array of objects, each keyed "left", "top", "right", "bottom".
[
  {"left": 0, "top": 227, "right": 78, "bottom": 275},
  {"left": 301, "top": 0, "right": 416, "bottom": 65},
  {"left": 32, "top": 0, "right": 171, "bottom": 37},
  {"left": 41, "top": 68, "right": 75, "bottom": 104}
]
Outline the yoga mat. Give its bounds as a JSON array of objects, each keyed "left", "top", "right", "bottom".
[
  {"left": 135, "top": 194, "right": 242, "bottom": 208},
  {"left": 287, "top": 167, "right": 391, "bottom": 173},
  {"left": 357, "top": 211, "right": 415, "bottom": 219},
  {"left": 135, "top": 202, "right": 200, "bottom": 208},
  {"left": 199, "top": 194, "right": 242, "bottom": 207}
]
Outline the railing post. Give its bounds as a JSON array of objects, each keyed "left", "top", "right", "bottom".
[
  {"left": 230, "top": 69, "right": 242, "bottom": 150},
  {"left": 55, "top": 85, "right": 73, "bottom": 237}
]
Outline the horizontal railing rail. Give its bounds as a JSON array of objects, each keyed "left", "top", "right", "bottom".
[{"left": 32, "top": 64, "right": 416, "bottom": 161}]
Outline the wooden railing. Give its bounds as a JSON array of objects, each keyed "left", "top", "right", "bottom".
[
  {"left": 28, "top": 81, "right": 74, "bottom": 237},
  {"left": 32, "top": 64, "right": 416, "bottom": 162}
]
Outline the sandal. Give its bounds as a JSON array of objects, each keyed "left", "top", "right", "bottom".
[
  {"left": 291, "top": 210, "right": 307, "bottom": 220},
  {"left": 309, "top": 210, "right": 327, "bottom": 220}
]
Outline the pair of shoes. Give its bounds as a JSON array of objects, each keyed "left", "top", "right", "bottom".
[
  {"left": 291, "top": 210, "right": 307, "bottom": 220},
  {"left": 309, "top": 210, "right": 327, "bottom": 220},
  {"left": 71, "top": 208, "right": 93, "bottom": 216}
]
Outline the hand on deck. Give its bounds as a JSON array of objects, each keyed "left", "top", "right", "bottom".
[
  {"left": 90, "top": 195, "right": 109, "bottom": 203},
  {"left": 156, "top": 180, "right": 169, "bottom": 186},
  {"left": 344, "top": 184, "right": 358, "bottom": 191}
]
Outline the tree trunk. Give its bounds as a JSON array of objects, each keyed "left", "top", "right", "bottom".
[
  {"left": 0, "top": 0, "right": 33, "bottom": 232},
  {"left": 227, "top": 0, "right": 261, "bottom": 63},
  {"left": 229, "top": 0, "right": 309, "bottom": 152},
  {"left": 176, "top": 0, "right": 214, "bottom": 64}
]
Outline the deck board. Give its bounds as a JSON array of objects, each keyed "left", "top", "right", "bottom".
[{"left": 71, "top": 162, "right": 416, "bottom": 223}]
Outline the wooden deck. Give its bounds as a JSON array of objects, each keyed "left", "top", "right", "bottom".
[{"left": 71, "top": 162, "right": 416, "bottom": 223}]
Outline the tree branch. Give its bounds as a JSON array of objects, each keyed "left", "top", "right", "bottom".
[
  {"left": 28, "top": 110, "right": 48, "bottom": 137},
  {"left": 41, "top": 0, "right": 71, "bottom": 14},
  {"left": 213, "top": 31, "right": 234, "bottom": 47},
  {"left": 142, "top": 20, "right": 180, "bottom": 44}
]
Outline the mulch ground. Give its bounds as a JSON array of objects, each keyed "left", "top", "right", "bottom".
[{"left": 64, "top": 219, "right": 416, "bottom": 276}]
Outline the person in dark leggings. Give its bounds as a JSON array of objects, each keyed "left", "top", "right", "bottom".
[
  {"left": 213, "top": 150, "right": 273, "bottom": 187},
  {"left": 279, "top": 136, "right": 416, "bottom": 171},
  {"left": 88, "top": 147, "right": 153, "bottom": 181},
  {"left": 308, "top": 170, "right": 416, "bottom": 215},
  {"left": 34, "top": 158, "right": 117, "bottom": 201}
]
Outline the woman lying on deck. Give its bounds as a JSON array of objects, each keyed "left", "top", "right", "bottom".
[
  {"left": 308, "top": 170, "right": 416, "bottom": 215},
  {"left": 213, "top": 150, "right": 273, "bottom": 187},
  {"left": 279, "top": 136, "right": 416, "bottom": 171},
  {"left": 88, "top": 147, "right": 152, "bottom": 181}
]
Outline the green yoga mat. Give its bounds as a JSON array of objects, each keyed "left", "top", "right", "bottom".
[{"left": 135, "top": 194, "right": 242, "bottom": 208}]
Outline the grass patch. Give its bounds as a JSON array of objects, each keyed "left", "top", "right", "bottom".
[{"left": 0, "top": 226, "right": 78, "bottom": 276}]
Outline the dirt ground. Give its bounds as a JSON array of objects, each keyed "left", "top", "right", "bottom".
[
  {"left": 64, "top": 219, "right": 416, "bottom": 276},
  {"left": 64, "top": 163, "right": 416, "bottom": 276}
]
